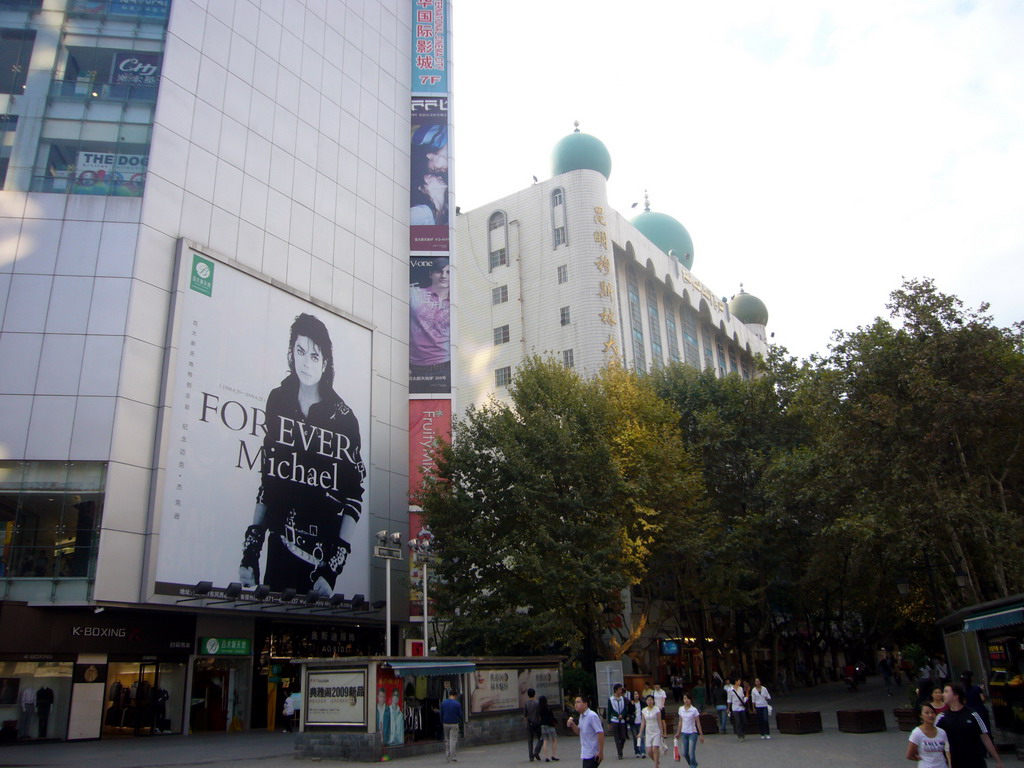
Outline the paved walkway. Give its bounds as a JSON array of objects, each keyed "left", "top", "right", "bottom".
[{"left": 0, "top": 678, "right": 957, "bottom": 767}]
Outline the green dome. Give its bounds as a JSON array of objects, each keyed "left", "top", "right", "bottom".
[
  {"left": 630, "top": 205, "right": 694, "bottom": 270},
  {"left": 729, "top": 287, "right": 769, "bottom": 326},
  {"left": 552, "top": 124, "right": 612, "bottom": 180}
]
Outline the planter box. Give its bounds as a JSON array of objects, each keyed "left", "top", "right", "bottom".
[
  {"left": 837, "top": 709, "right": 886, "bottom": 733},
  {"left": 893, "top": 708, "right": 918, "bottom": 732},
  {"left": 699, "top": 713, "right": 719, "bottom": 735},
  {"left": 776, "top": 711, "right": 822, "bottom": 735}
]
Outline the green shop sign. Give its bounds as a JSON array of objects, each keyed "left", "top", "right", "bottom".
[{"left": 199, "top": 637, "right": 251, "bottom": 656}]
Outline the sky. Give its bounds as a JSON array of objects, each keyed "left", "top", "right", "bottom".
[{"left": 449, "top": 0, "right": 1024, "bottom": 361}]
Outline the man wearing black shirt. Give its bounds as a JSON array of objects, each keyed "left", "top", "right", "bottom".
[{"left": 935, "top": 684, "right": 1003, "bottom": 768}]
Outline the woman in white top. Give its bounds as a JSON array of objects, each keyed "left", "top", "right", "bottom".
[
  {"left": 906, "top": 702, "right": 950, "bottom": 767},
  {"left": 630, "top": 691, "right": 645, "bottom": 757},
  {"left": 637, "top": 694, "right": 665, "bottom": 767},
  {"left": 673, "top": 692, "right": 704, "bottom": 768},
  {"left": 750, "top": 677, "right": 772, "bottom": 739},
  {"left": 728, "top": 681, "right": 749, "bottom": 740}
]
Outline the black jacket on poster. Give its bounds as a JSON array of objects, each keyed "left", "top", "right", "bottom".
[{"left": 258, "top": 375, "right": 365, "bottom": 567}]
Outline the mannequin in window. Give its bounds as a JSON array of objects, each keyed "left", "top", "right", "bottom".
[
  {"left": 35, "top": 687, "right": 54, "bottom": 739},
  {"left": 18, "top": 684, "right": 35, "bottom": 738}
]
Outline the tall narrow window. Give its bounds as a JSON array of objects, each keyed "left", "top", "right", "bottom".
[
  {"left": 665, "top": 303, "right": 681, "bottom": 364},
  {"left": 495, "top": 366, "right": 512, "bottom": 387},
  {"left": 681, "top": 305, "right": 700, "bottom": 369},
  {"left": 560, "top": 306, "right": 570, "bottom": 326},
  {"left": 626, "top": 267, "right": 646, "bottom": 373},
  {"left": 488, "top": 211, "right": 508, "bottom": 272},
  {"left": 493, "top": 325, "right": 510, "bottom": 345},
  {"left": 646, "top": 282, "right": 663, "bottom": 368},
  {"left": 557, "top": 264, "right": 568, "bottom": 284},
  {"left": 741, "top": 358, "right": 751, "bottom": 380},
  {"left": 0, "top": 29, "right": 35, "bottom": 95},
  {"left": 492, "top": 285, "right": 508, "bottom": 305},
  {"left": 551, "top": 187, "right": 567, "bottom": 248},
  {"left": 701, "top": 325, "right": 715, "bottom": 373},
  {"left": 562, "top": 349, "right": 574, "bottom": 369},
  {"left": 716, "top": 339, "right": 727, "bottom": 378},
  {"left": 728, "top": 346, "right": 738, "bottom": 374}
]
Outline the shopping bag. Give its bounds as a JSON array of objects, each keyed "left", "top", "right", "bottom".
[{"left": 673, "top": 737, "right": 680, "bottom": 762}]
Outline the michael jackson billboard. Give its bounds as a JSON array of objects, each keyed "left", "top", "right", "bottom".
[{"left": 154, "top": 247, "right": 372, "bottom": 599}]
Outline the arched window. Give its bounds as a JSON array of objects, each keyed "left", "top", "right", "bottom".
[
  {"left": 488, "top": 211, "right": 508, "bottom": 270},
  {"left": 551, "top": 187, "right": 566, "bottom": 248},
  {"left": 646, "top": 281, "right": 663, "bottom": 368}
]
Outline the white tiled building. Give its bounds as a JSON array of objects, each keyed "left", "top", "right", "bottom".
[
  {"left": 0, "top": 0, "right": 415, "bottom": 740},
  {"left": 455, "top": 128, "right": 770, "bottom": 410}
]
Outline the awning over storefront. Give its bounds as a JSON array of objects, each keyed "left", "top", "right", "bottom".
[
  {"left": 963, "top": 606, "right": 1024, "bottom": 632},
  {"left": 387, "top": 660, "right": 476, "bottom": 677}
]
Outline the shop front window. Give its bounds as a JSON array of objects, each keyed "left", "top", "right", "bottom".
[
  {"left": 35, "top": 138, "right": 150, "bottom": 197},
  {"left": 0, "top": 660, "right": 73, "bottom": 741},
  {"left": 0, "top": 461, "right": 105, "bottom": 581},
  {"left": 52, "top": 46, "right": 162, "bottom": 103},
  {"left": 104, "top": 661, "right": 185, "bottom": 736}
]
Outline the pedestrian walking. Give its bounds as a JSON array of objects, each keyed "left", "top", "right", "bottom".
[
  {"left": 728, "top": 680, "right": 748, "bottom": 740},
  {"left": 566, "top": 695, "right": 604, "bottom": 768},
  {"left": 637, "top": 695, "right": 665, "bottom": 768},
  {"left": 538, "top": 695, "right": 560, "bottom": 762},
  {"left": 880, "top": 654, "right": 894, "bottom": 696},
  {"left": 608, "top": 684, "right": 631, "bottom": 760},
  {"left": 440, "top": 690, "right": 462, "bottom": 763},
  {"left": 960, "top": 671, "right": 992, "bottom": 732},
  {"left": 935, "top": 684, "right": 1004, "bottom": 768},
  {"left": 750, "top": 677, "right": 772, "bottom": 739},
  {"left": 630, "top": 691, "right": 645, "bottom": 757},
  {"left": 712, "top": 679, "right": 728, "bottom": 734},
  {"left": 525, "top": 687, "right": 544, "bottom": 762},
  {"left": 671, "top": 674, "right": 684, "bottom": 704},
  {"left": 906, "top": 702, "right": 950, "bottom": 768},
  {"left": 672, "top": 692, "right": 704, "bottom": 768},
  {"left": 652, "top": 683, "right": 667, "bottom": 711}
]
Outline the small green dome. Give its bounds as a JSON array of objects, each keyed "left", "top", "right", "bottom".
[
  {"left": 729, "top": 287, "right": 769, "bottom": 326},
  {"left": 630, "top": 197, "right": 694, "bottom": 270},
  {"left": 552, "top": 123, "right": 611, "bottom": 180}
]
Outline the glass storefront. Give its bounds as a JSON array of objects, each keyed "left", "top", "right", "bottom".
[
  {"left": 102, "top": 661, "right": 185, "bottom": 736},
  {"left": 190, "top": 657, "right": 249, "bottom": 733},
  {"left": 0, "top": 461, "right": 105, "bottom": 581},
  {"left": 0, "top": 660, "right": 73, "bottom": 742}
]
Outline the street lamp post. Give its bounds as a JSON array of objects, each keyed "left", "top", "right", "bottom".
[
  {"left": 408, "top": 533, "right": 435, "bottom": 657},
  {"left": 374, "top": 530, "right": 404, "bottom": 656}
]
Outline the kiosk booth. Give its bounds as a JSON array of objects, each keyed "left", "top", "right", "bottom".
[{"left": 292, "top": 656, "right": 563, "bottom": 761}]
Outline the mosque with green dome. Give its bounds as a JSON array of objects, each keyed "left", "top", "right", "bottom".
[{"left": 455, "top": 123, "right": 769, "bottom": 407}]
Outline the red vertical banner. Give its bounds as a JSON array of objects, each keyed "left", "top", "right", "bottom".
[{"left": 408, "top": 400, "right": 452, "bottom": 503}]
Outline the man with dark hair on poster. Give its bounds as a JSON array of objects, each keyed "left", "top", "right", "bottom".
[
  {"left": 409, "top": 259, "right": 450, "bottom": 393},
  {"left": 239, "top": 312, "right": 365, "bottom": 596}
]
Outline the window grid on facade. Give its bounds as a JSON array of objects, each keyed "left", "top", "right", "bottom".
[
  {"left": 626, "top": 267, "right": 646, "bottom": 373},
  {"left": 557, "top": 264, "right": 568, "bottom": 284},
  {"left": 560, "top": 306, "right": 570, "bottom": 326},
  {"left": 729, "top": 346, "right": 739, "bottom": 374},
  {"left": 492, "top": 285, "right": 508, "bottom": 305},
  {"left": 702, "top": 325, "right": 715, "bottom": 373},
  {"left": 489, "top": 248, "right": 507, "bottom": 271},
  {"left": 563, "top": 349, "right": 574, "bottom": 369},
  {"left": 716, "top": 339, "right": 727, "bottom": 378},
  {"left": 664, "top": 304, "right": 681, "bottom": 364},
  {"left": 493, "top": 325, "right": 510, "bottom": 345},
  {"left": 681, "top": 305, "right": 700, "bottom": 369},
  {"left": 488, "top": 212, "right": 505, "bottom": 230},
  {"left": 741, "top": 358, "right": 751, "bottom": 380},
  {"left": 646, "top": 282, "right": 663, "bottom": 368},
  {"left": 552, "top": 188, "right": 564, "bottom": 206},
  {"left": 553, "top": 226, "right": 566, "bottom": 247},
  {"left": 495, "top": 366, "right": 512, "bottom": 387}
]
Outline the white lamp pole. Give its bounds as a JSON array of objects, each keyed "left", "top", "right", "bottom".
[
  {"left": 385, "top": 555, "right": 393, "bottom": 656},
  {"left": 374, "top": 531, "right": 404, "bottom": 657}
]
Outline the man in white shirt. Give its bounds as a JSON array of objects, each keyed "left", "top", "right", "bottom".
[
  {"left": 567, "top": 695, "right": 604, "bottom": 768},
  {"left": 652, "top": 683, "right": 667, "bottom": 711}
]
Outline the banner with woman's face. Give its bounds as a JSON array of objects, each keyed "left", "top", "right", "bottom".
[{"left": 153, "top": 248, "right": 372, "bottom": 599}]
